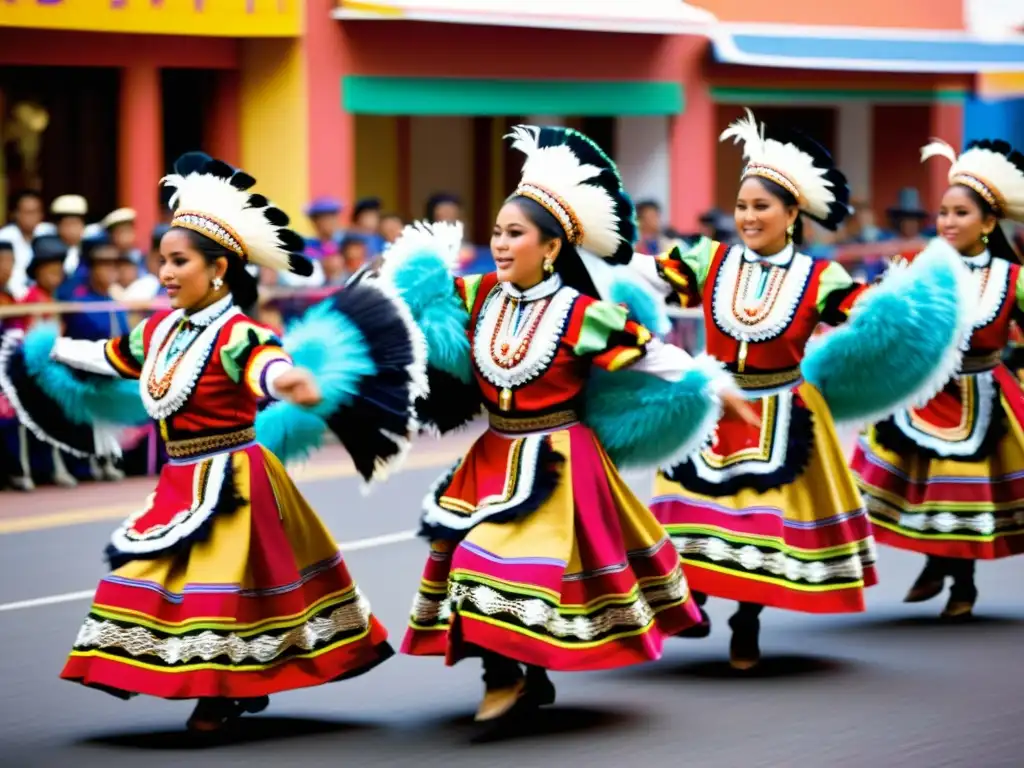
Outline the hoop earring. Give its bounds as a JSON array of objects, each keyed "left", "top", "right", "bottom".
[
  {"left": 543, "top": 258, "right": 555, "bottom": 275},
  {"left": 212, "top": 276, "right": 224, "bottom": 291},
  {"left": 982, "top": 233, "right": 990, "bottom": 245}
]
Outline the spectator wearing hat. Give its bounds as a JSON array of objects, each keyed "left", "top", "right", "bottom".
[
  {"left": 303, "top": 196, "right": 343, "bottom": 263},
  {"left": 50, "top": 194, "right": 88, "bottom": 276},
  {"left": 0, "top": 240, "right": 21, "bottom": 490},
  {"left": 350, "top": 197, "right": 385, "bottom": 258},
  {"left": 57, "top": 237, "right": 129, "bottom": 342},
  {"left": 122, "top": 224, "right": 169, "bottom": 301},
  {"left": 0, "top": 190, "right": 52, "bottom": 299},
  {"left": 100, "top": 207, "right": 144, "bottom": 268},
  {"left": 15, "top": 234, "right": 67, "bottom": 326},
  {"left": 11, "top": 234, "right": 78, "bottom": 489},
  {"left": 885, "top": 187, "right": 931, "bottom": 240}
]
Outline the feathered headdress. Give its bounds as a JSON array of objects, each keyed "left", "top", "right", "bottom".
[
  {"left": 161, "top": 152, "right": 313, "bottom": 276},
  {"left": 721, "top": 108, "right": 850, "bottom": 230},
  {"left": 507, "top": 125, "right": 637, "bottom": 264},
  {"left": 921, "top": 138, "right": 1024, "bottom": 223}
]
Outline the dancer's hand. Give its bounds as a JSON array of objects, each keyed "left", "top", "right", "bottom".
[
  {"left": 273, "top": 368, "right": 322, "bottom": 407},
  {"left": 721, "top": 390, "right": 761, "bottom": 429}
]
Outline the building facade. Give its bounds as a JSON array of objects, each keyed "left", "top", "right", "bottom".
[{"left": 2, "top": 0, "right": 1022, "bottom": 244}]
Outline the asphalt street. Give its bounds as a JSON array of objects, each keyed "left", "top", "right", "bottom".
[{"left": 0, "top": 432, "right": 1021, "bottom": 768}]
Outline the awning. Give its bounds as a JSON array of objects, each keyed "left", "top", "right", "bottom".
[
  {"left": 333, "top": 0, "right": 716, "bottom": 35},
  {"left": 342, "top": 76, "right": 683, "bottom": 115},
  {"left": 711, "top": 27, "right": 1024, "bottom": 74}
]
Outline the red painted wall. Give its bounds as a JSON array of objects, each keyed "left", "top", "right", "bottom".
[
  {"left": 307, "top": 0, "right": 354, "bottom": 209},
  {"left": 341, "top": 21, "right": 684, "bottom": 81},
  {"left": 871, "top": 105, "right": 932, "bottom": 226},
  {"left": 0, "top": 29, "right": 238, "bottom": 69}
]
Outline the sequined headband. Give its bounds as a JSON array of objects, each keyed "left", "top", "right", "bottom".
[
  {"left": 171, "top": 211, "right": 246, "bottom": 259},
  {"left": 515, "top": 183, "right": 585, "bottom": 245},
  {"left": 742, "top": 164, "right": 801, "bottom": 202},
  {"left": 951, "top": 172, "right": 1005, "bottom": 217}
]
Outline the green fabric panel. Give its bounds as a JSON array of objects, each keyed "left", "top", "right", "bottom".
[
  {"left": 679, "top": 237, "right": 717, "bottom": 294},
  {"left": 343, "top": 76, "right": 683, "bottom": 116},
  {"left": 220, "top": 321, "right": 282, "bottom": 384},
  {"left": 459, "top": 275, "right": 483, "bottom": 313},
  {"left": 128, "top": 319, "right": 148, "bottom": 365},
  {"left": 816, "top": 260, "right": 856, "bottom": 314},
  {"left": 574, "top": 301, "right": 628, "bottom": 357}
]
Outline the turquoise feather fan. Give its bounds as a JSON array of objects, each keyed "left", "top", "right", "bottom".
[
  {"left": 254, "top": 301, "right": 373, "bottom": 463},
  {"left": 21, "top": 323, "right": 148, "bottom": 426},
  {"left": 801, "top": 237, "right": 973, "bottom": 424},
  {"left": 584, "top": 354, "right": 727, "bottom": 469}
]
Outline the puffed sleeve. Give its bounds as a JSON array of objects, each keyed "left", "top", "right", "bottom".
[
  {"left": 51, "top": 316, "right": 149, "bottom": 380},
  {"left": 629, "top": 237, "right": 719, "bottom": 308},
  {"left": 219, "top": 320, "right": 294, "bottom": 400},
  {"left": 568, "top": 296, "right": 731, "bottom": 390},
  {"left": 816, "top": 261, "right": 870, "bottom": 326}
]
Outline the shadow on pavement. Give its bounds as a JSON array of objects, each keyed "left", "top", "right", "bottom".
[
  {"left": 81, "top": 715, "right": 376, "bottom": 750},
  {"left": 814, "top": 613, "right": 1024, "bottom": 634},
  {"left": 431, "top": 705, "right": 640, "bottom": 745},
  {"left": 621, "top": 653, "right": 854, "bottom": 681}
]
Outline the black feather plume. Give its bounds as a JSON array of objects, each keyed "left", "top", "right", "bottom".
[{"left": 263, "top": 207, "right": 290, "bottom": 227}]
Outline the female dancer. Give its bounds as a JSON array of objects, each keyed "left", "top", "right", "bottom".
[
  {"left": 0, "top": 153, "right": 425, "bottom": 732},
  {"left": 629, "top": 110, "right": 973, "bottom": 669},
  {"left": 379, "top": 125, "right": 756, "bottom": 722},
  {"left": 852, "top": 138, "right": 1024, "bottom": 619}
]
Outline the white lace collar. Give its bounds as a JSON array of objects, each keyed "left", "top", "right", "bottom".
[
  {"left": 711, "top": 244, "right": 813, "bottom": 343},
  {"left": 185, "top": 294, "right": 234, "bottom": 327},
  {"left": 741, "top": 243, "right": 795, "bottom": 267},
  {"left": 500, "top": 273, "right": 563, "bottom": 301},
  {"left": 139, "top": 303, "right": 241, "bottom": 420},
  {"left": 961, "top": 250, "right": 991, "bottom": 270}
]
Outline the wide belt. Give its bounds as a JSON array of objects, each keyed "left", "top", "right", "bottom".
[
  {"left": 165, "top": 427, "right": 256, "bottom": 460},
  {"left": 960, "top": 352, "right": 1002, "bottom": 374},
  {"left": 730, "top": 366, "right": 802, "bottom": 392},
  {"left": 488, "top": 409, "right": 579, "bottom": 434}
]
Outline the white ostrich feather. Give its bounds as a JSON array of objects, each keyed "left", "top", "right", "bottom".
[
  {"left": 720, "top": 108, "right": 836, "bottom": 221},
  {"left": 508, "top": 125, "right": 624, "bottom": 259},
  {"left": 922, "top": 138, "right": 1024, "bottom": 223},
  {"left": 162, "top": 172, "right": 293, "bottom": 273}
]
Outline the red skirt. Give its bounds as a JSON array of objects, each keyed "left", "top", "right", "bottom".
[
  {"left": 401, "top": 424, "right": 701, "bottom": 671},
  {"left": 60, "top": 444, "right": 392, "bottom": 700}
]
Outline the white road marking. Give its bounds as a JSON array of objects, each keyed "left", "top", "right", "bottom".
[{"left": 0, "top": 528, "right": 418, "bottom": 614}]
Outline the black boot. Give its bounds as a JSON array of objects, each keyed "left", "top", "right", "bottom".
[
  {"left": 941, "top": 559, "right": 977, "bottom": 620},
  {"left": 524, "top": 665, "right": 556, "bottom": 707},
  {"left": 728, "top": 602, "right": 763, "bottom": 671},
  {"left": 186, "top": 695, "right": 269, "bottom": 732},
  {"left": 677, "top": 591, "right": 711, "bottom": 638},
  {"left": 904, "top": 556, "right": 948, "bottom": 603}
]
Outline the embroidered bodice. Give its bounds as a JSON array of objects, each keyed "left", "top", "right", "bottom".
[
  {"left": 52, "top": 297, "right": 293, "bottom": 441},
  {"left": 633, "top": 238, "right": 865, "bottom": 382},
  {"left": 956, "top": 250, "right": 1023, "bottom": 362},
  {"left": 457, "top": 272, "right": 655, "bottom": 416}
]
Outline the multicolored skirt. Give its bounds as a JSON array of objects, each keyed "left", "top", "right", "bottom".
[
  {"left": 60, "top": 442, "right": 392, "bottom": 699},
  {"left": 852, "top": 366, "right": 1024, "bottom": 560},
  {"left": 401, "top": 422, "right": 701, "bottom": 671},
  {"left": 651, "top": 382, "right": 877, "bottom": 613}
]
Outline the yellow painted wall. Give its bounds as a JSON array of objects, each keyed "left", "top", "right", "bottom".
[
  {"left": 354, "top": 115, "right": 399, "bottom": 214},
  {"left": 0, "top": 0, "right": 300, "bottom": 36},
  {"left": 239, "top": 38, "right": 310, "bottom": 236}
]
